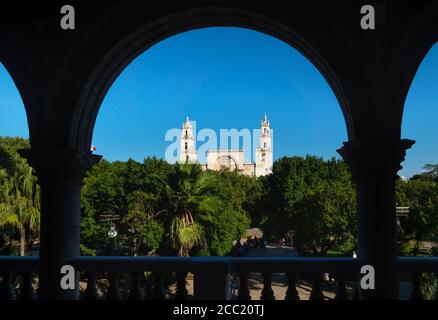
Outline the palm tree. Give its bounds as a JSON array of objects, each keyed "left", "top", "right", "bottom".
[
  {"left": 0, "top": 156, "right": 40, "bottom": 256},
  {"left": 163, "top": 163, "right": 218, "bottom": 256}
]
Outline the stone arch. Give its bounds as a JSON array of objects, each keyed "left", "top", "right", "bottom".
[
  {"left": 50, "top": 3, "right": 353, "bottom": 153},
  {"left": 379, "top": 2, "right": 438, "bottom": 140},
  {"left": 0, "top": 61, "right": 31, "bottom": 138},
  {"left": 216, "top": 155, "right": 238, "bottom": 171},
  {"left": 1, "top": 2, "right": 436, "bottom": 300},
  {"left": 399, "top": 41, "right": 438, "bottom": 177}
]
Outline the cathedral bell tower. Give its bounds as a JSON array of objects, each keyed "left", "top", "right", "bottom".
[
  {"left": 179, "top": 116, "right": 197, "bottom": 163},
  {"left": 255, "top": 114, "right": 273, "bottom": 176}
]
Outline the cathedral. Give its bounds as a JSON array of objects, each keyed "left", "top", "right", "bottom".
[{"left": 178, "top": 115, "right": 273, "bottom": 177}]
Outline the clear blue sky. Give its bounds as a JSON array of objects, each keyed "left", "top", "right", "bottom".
[{"left": 0, "top": 27, "right": 436, "bottom": 177}]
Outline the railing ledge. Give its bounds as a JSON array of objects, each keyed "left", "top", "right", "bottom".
[{"left": 0, "top": 256, "right": 39, "bottom": 271}]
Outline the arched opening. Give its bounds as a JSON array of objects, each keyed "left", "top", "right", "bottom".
[
  {"left": 401, "top": 42, "right": 438, "bottom": 179},
  {"left": 0, "top": 62, "right": 39, "bottom": 258},
  {"left": 67, "top": 7, "right": 352, "bottom": 152},
  {"left": 91, "top": 27, "right": 348, "bottom": 163},
  {"left": 0, "top": 0, "right": 437, "bottom": 302},
  {"left": 83, "top": 25, "right": 352, "bottom": 299},
  {"left": 398, "top": 42, "right": 438, "bottom": 299},
  {"left": 0, "top": 63, "right": 29, "bottom": 138},
  {"left": 217, "top": 155, "right": 238, "bottom": 171}
]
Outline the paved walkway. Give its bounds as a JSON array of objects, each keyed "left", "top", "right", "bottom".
[{"left": 245, "top": 244, "right": 298, "bottom": 257}]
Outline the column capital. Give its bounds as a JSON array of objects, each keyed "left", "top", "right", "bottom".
[
  {"left": 18, "top": 147, "right": 102, "bottom": 185},
  {"left": 337, "top": 139, "right": 415, "bottom": 182}
]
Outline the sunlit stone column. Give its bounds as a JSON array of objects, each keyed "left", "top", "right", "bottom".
[
  {"left": 20, "top": 148, "right": 101, "bottom": 299},
  {"left": 337, "top": 139, "right": 414, "bottom": 300}
]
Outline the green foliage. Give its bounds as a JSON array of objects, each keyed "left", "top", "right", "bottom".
[
  {"left": 257, "top": 156, "right": 356, "bottom": 256},
  {"left": 138, "top": 219, "right": 164, "bottom": 253},
  {"left": 0, "top": 136, "right": 40, "bottom": 256},
  {"left": 80, "top": 157, "right": 172, "bottom": 256},
  {"left": 0, "top": 136, "right": 30, "bottom": 173},
  {"left": 123, "top": 191, "right": 165, "bottom": 254},
  {"left": 170, "top": 215, "right": 203, "bottom": 256},
  {"left": 421, "top": 164, "right": 438, "bottom": 181},
  {"left": 420, "top": 273, "right": 438, "bottom": 300},
  {"left": 205, "top": 207, "right": 250, "bottom": 256},
  {"left": 293, "top": 180, "right": 356, "bottom": 255},
  {"left": 203, "top": 170, "right": 253, "bottom": 255},
  {"left": 81, "top": 160, "right": 124, "bottom": 215},
  {"left": 79, "top": 216, "right": 108, "bottom": 255},
  {"left": 80, "top": 159, "right": 253, "bottom": 257},
  {"left": 80, "top": 243, "right": 97, "bottom": 256},
  {"left": 396, "top": 173, "right": 438, "bottom": 255},
  {"left": 1, "top": 133, "right": 435, "bottom": 263},
  {"left": 196, "top": 248, "right": 211, "bottom": 256},
  {"left": 163, "top": 164, "right": 216, "bottom": 256},
  {"left": 80, "top": 155, "right": 359, "bottom": 257}
]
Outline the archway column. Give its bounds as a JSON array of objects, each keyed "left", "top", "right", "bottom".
[
  {"left": 338, "top": 139, "right": 415, "bottom": 299},
  {"left": 19, "top": 147, "right": 101, "bottom": 299}
]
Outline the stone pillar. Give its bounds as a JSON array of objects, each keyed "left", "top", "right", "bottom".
[
  {"left": 337, "top": 139, "right": 414, "bottom": 300},
  {"left": 19, "top": 148, "right": 101, "bottom": 300},
  {"left": 191, "top": 257, "right": 230, "bottom": 300}
]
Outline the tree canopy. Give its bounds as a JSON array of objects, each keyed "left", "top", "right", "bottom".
[
  {"left": 0, "top": 136, "right": 40, "bottom": 256},
  {"left": 396, "top": 173, "right": 438, "bottom": 255},
  {"left": 80, "top": 160, "right": 251, "bottom": 257},
  {"left": 2, "top": 133, "right": 437, "bottom": 262},
  {"left": 254, "top": 156, "right": 357, "bottom": 256}
]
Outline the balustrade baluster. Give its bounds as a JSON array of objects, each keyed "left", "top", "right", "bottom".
[
  {"left": 175, "top": 272, "right": 188, "bottom": 300},
  {"left": 334, "top": 274, "right": 348, "bottom": 300},
  {"left": 0, "top": 271, "right": 16, "bottom": 300},
  {"left": 153, "top": 272, "right": 165, "bottom": 300},
  {"left": 237, "top": 272, "right": 251, "bottom": 300},
  {"left": 130, "top": 272, "right": 144, "bottom": 300},
  {"left": 285, "top": 273, "right": 299, "bottom": 300},
  {"left": 309, "top": 274, "right": 324, "bottom": 300},
  {"left": 352, "top": 284, "right": 359, "bottom": 300},
  {"left": 84, "top": 271, "right": 98, "bottom": 300},
  {"left": 410, "top": 273, "right": 423, "bottom": 300},
  {"left": 434, "top": 273, "right": 438, "bottom": 300},
  {"left": 260, "top": 272, "right": 275, "bottom": 300},
  {"left": 107, "top": 272, "right": 121, "bottom": 300},
  {"left": 19, "top": 270, "right": 35, "bottom": 300}
]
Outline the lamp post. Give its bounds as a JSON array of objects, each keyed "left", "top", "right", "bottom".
[
  {"left": 108, "top": 223, "right": 118, "bottom": 255},
  {"left": 99, "top": 212, "right": 120, "bottom": 256}
]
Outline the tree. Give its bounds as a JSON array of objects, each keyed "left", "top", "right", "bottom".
[
  {"left": 162, "top": 163, "right": 219, "bottom": 256},
  {"left": 258, "top": 156, "right": 356, "bottom": 255},
  {"left": 80, "top": 157, "right": 172, "bottom": 256},
  {"left": 203, "top": 207, "right": 250, "bottom": 256},
  {"left": 122, "top": 191, "right": 164, "bottom": 255},
  {"left": 0, "top": 137, "right": 40, "bottom": 256},
  {"left": 193, "top": 169, "right": 254, "bottom": 256},
  {"left": 396, "top": 176, "right": 438, "bottom": 255},
  {"left": 0, "top": 136, "right": 30, "bottom": 173},
  {"left": 293, "top": 180, "right": 356, "bottom": 256},
  {"left": 79, "top": 154, "right": 359, "bottom": 258},
  {"left": 80, "top": 159, "right": 124, "bottom": 254},
  {"left": 422, "top": 164, "right": 438, "bottom": 181},
  {"left": 396, "top": 171, "right": 438, "bottom": 298},
  {"left": 0, "top": 157, "right": 40, "bottom": 256}
]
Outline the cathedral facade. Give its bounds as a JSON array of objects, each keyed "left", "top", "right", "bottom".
[{"left": 178, "top": 115, "right": 273, "bottom": 177}]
